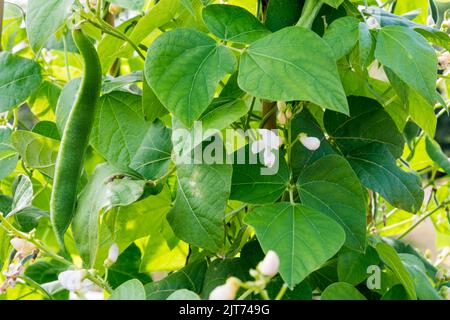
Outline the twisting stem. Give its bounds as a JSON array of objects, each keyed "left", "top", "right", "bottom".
[{"left": 296, "top": 0, "right": 324, "bottom": 29}]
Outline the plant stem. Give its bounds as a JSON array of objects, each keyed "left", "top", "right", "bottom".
[
  {"left": 275, "top": 283, "right": 289, "bottom": 300},
  {"left": 260, "top": 101, "right": 277, "bottom": 129},
  {"left": 296, "top": 0, "right": 323, "bottom": 29},
  {"left": 397, "top": 200, "right": 450, "bottom": 240},
  {"left": 237, "top": 289, "right": 253, "bottom": 300}
]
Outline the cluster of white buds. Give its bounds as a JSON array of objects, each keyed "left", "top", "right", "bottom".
[
  {"left": 299, "top": 133, "right": 321, "bottom": 151},
  {"left": 0, "top": 262, "right": 24, "bottom": 294},
  {"left": 209, "top": 277, "right": 241, "bottom": 300},
  {"left": 0, "top": 238, "right": 39, "bottom": 294},
  {"left": 438, "top": 51, "right": 450, "bottom": 71},
  {"left": 104, "top": 243, "right": 119, "bottom": 268},
  {"left": 276, "top": 101, "right": 293, "bottom": 125}
]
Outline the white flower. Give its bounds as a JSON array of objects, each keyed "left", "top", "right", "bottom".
[
  {"left": 58, "top": 270, "right": 87, "bottom": 292},
  {"left": 251, "top": 129, "right": 283, "bottom": 168},
  {"left": 104, "top": 243, "right": 119, "bottom": 267},
  {"left": 427, "top": 15, "right": 435, "bottom": 27},
  {"left": 366, "top": 16, "right": 380, "bottom": 29},
  {"left": 299, "top": 134, "right": 321, "bottom": 151},
  {"left": 209, "top": 277, "right": 240, "bottom": 300},
  {"left": 10, "top": 238, "right": 36, "bottom": 256},
  {"left": 257, "top": 250, "right": 280, "bottom": 277}
]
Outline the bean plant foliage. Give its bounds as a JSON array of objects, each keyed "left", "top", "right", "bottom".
[{"left": 0, "top": 0, "right": 449, "bottom": 301}]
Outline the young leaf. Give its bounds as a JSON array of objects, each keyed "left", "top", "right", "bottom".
[
  {"left": 321, "top": 282, "right": 367, "bottom": 300},
  {"left": 238, "top": 26, "right": 349, "bottom": 114},
  {"left": 109, "top": 279, "right": 146, "bottom": 300},
  {"left": 0, "top": 52, "right": 42, "bottom": 112},
  {"left": 375, "top": 26, "right": 437, "bottom": 106},
  {"left": 12, "top": 130, "right": 59, "bottom": 178},
  {"left": 202, "top": 4, "right": 270, "bottom": 44},
  {"left": 0, "top": 127, "right": 18, "bottom": 180},
  {"left": 167, "top": 162, "right": 232, "bottom": 253},
  {"left": 245, "top": 203, "right": 346, "bottom": 288},
  {"left": 297, "top": 154, "right": 367, "bottom": 252},
  {"left": 145, "top": 28, "right": 237, "bottom": 127}
]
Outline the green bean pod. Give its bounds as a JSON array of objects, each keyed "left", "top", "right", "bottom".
[{"left": 50, "top": 28, "right": 102, "bottom": 249}]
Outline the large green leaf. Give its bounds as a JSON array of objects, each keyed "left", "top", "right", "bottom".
[
  {"left": 167, "top": 162, "right": 232, "bottom": 252},
  {"left": 0, "top": 52, "right": 42, "bottom": 112},
  {"left": 12, "top": 130, "right": 59, "bottom": 178},
  {"left": 72, "top": 164, "right": 146, "bottom": 266},
  {"left": 297, "top": 154, "right": 367, "bottom": 252},
  {"left": 238, "top": 26, "right": 349, "bottom": 114},
  {"left": 230, "top": 146, "right": 290, "bottom": 204},
  {"left": 202, "top": 4, "right": 270, "bottom": 44},
  {"left": 375, "top": 242, "right": 417, "bottom": 300},
  {"left": 90, "top": 92, "right": 148, "bottom": 166},
  {"left": 109, "top": 279, "right": 146, "bottom": 300},
  {"left": 245, "top": 203, "right": 346, "bottom": 288},
  {"left": 324, "top": 97, "right": 423, "bottom": 213},
  {"left": 321, "top": 282, "right": 367, "bottom": 300},
  {"left": 0, "top": 127, "right": 18, "bottom": 180},
  {"left": 323, "top": 17, "right": 360, "bottom": 60},
  {"left": 26, "top": 0, "right": 74, "bottom": 52},
  {"left": 145, "top": 28, "right": 237, "bottom": 127},
  {"left": 375, "top": 26, "right": 437, "bottom": 106}
]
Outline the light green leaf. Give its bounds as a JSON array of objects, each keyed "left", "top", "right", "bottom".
[
  {"left": 109, "top": 279, "right": 146, "bottom": 300},
  {"left": 358, "top": 22, "right": 373, "bottom": 68},
  {"left": 238, "top": 27, "right": 349, "bottom": 114},
  {"left": 0, "top": 127, "right": 18, "bottom": 180},
  {"left": 323, "top": 17, "right": 360, "bottom": 60},
  {"left": 72, "top": 164, "right": 145, "bottom": 266},
  {"left": 12, "top": 130, "right": 59, "bottom": 178},
  {"left": 321, "top": 282, "right": 367, "bottom": 300},
  {"left": 425, "top": 136, "right": 450, "bottom": 174},
  {"left": 375, "top": 26, "right": 437, "bottom": 106},
  {"left": 230, "top": 146, "right": 290, "bottom": 204},
  {"left": 9, "top": 174, "right": 33, "bottom": 217},
  {"left": 297, "top": 154, "right": 367, "bottom": 252},
  {"left": 145, "top": 28, "right": 237, "bottom": 127},
  {"left": 245, "top": 203, "right": 346, "bottom": 288},
  {"left": 0, "top": 52, "right": 42, "bottom": 112},
  {"left": 408, "top": 90, "right": 436, "bottom": 137},
  {"left": 55, "top": 78, "right": 81, "bottom": 134},
  {"left": 26, "top": 0, "right": 74, "bottom": 52},
  {"left": 375, "top": 242, "right": 417, "bottom": 300},
  {"left": 202, "top": 4, "right": 270, "bottom": 44},
  {"left": 167, "top": 289, "right": 201, "bottom": 300},
  {"left": 167, "top": 162, "right": 232, "bottom": 252},
  {"left": 90, "top": 92, "right": 148, "bottom": 166},
  {"left": 130, "top": 120, "right": 172, "bottom": 180},
  {"left": 199, "top": 98, "right": 250, "bottom": 131}
]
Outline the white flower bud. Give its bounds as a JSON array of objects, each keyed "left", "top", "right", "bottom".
[
  {"left": 209, "top": 277, "right": 240, "bottom": 300},
  {"left": 277, "top": 101, "right": 287, "bottom": 112},
  {"left": 10, "top": 238, "right": 36, "bottom": 256},
  {"left": 58, "top": 270, "right": 87, "bottom": 292},
  {"left": 366, "top": 17, "right": 380, "bottom": 30},
  {"left": 299, "top": 134, "right": 321, "bottom": 151},
  {"left": 285, "top": 109, "right": 293, "bottom": 120},
  {"left": 427, "top": 16, "right": 435, "bottom": 27},
  {"left": 277, "top": 112, "right": 287, "bottom": 125},
  {"left": 104, "top": 243, "right": 119, "bottom": 267},
  {"left": 257, "top": 250, "right": 280, "bottom": 277}
]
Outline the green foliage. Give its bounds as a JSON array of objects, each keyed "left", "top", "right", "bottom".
[{"left": 0, "top": 0, "right": 449, "bottom": 301}]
